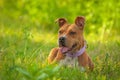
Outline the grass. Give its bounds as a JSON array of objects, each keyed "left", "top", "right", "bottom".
[{"left": 0, "top": 14, "right": 120, "bottom": 80}]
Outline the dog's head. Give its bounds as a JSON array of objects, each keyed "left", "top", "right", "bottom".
[{"left": 56, "top": 16, "right": 85, "bottom": 53}]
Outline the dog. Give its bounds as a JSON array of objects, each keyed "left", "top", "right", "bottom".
[{"left": 48, "top": 16, "right": 94, "bottom": 70}]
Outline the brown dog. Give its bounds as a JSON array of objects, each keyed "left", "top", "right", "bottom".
[{"left": 48, "top": 16, "right": 94, "bottom": 70}]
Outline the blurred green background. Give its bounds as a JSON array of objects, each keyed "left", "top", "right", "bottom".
[
  {"left": 0, "top": 0, "right": 120, "bottom": 42},
  {"left": 0, "top": 0, "right": 120, "bottom": 80}
]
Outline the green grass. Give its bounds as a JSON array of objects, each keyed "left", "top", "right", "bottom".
[{"left": 0, "top": 15, "right": 120, "bottom": 80}]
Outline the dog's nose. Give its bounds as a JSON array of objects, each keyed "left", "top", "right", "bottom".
[
  {"left": 59, "top": 37, "right": 66, "bottom": 46},
  {"left": 59, "top": 37, "right": 66, "bottom": 42}
]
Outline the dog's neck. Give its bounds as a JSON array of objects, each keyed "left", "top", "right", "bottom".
[{"left": 66, "top": 43, "right": 86, "bottom": 58}]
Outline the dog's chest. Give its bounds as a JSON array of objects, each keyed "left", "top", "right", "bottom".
[{"left": 59, "top": 56, "right": 78, "bottom": 67}]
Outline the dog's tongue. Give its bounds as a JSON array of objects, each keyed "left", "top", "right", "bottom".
[{"left": 60, "top": 47, "right": 70, "bottom": 53}]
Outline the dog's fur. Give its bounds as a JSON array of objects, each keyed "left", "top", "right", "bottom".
[{"left": 48, "top": 16, "right": 94, "bottom": 70}]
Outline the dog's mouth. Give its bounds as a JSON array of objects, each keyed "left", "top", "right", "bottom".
[{"left": 60, "top": 43, "right": 77, "bottom": 53}]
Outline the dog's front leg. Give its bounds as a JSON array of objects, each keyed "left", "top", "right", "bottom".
[
  {"left": 52, "top": 50, "right": 65, "bottom": 64},
  {"left": 78, "top": 52, "right": 94, "bottom": 70},
  {"left": 48, "top": 48, "right": 59, "bottom": 63},
  {"left": 78, "top": 52, "right": 89, "bottom": 67}
]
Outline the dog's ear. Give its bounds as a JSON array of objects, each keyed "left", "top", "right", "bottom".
[
  {"left": 75, "top": 16, "right": 85, "bottom": 29},
  {"left": 55, "top": 18, "right": 67, "bottom": 27}
]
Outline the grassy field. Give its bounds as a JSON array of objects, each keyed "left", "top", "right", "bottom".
[
  {"left": 0, "top": 0, "right": 120, "bottom": 80},
  {"left": 0, "top": 14, "right": 120, "bottom": 80}
]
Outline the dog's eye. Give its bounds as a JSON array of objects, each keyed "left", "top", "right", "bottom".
[
  {"left": 70, "top": 31, "right": 76, "bottom": 35},
  {"left": 59, "top": 31, "right": 63, "bottom": 34}
]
